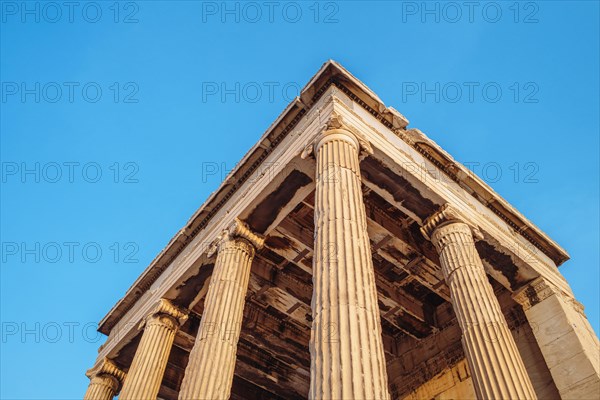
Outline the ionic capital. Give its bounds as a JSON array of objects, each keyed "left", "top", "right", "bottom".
[
  {"left": 301, "top": 112, "right": 373, "bottom": 160},
  {"left": 512, "top": 277, "right": 560, "bottom": 311},
  {"left": 420, "top": 204, "right": 482, "bottom": 241},
  {"left": 142, "top": 299, "right": 189, "bottom": 329},
  {"left": 85, "top": 357, "right": 126, "bottom": 390},
  {"left": 208, "top": 218, "right": 264, "bottom": 257}
]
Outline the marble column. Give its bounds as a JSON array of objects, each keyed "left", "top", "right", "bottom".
[
  {"left": 303, "top": 114, "right": 390, "bottom": 400},
  {"left": 119, "top": 299, "right": 188, "bottom": 400},
  {"left": 513, "top": 277, "right": 600, "bottom": 399},
  {"left": 84, "top": 358, "right": 125, "bottom": 400},
  {"left": 178, "top": 219, "right": 264, "bottom": 400},
  {"left": 421, "top": 204, "right": 537, "bottom": 400}
]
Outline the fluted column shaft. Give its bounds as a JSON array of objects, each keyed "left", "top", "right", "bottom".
[
  {"left": 84, "top": 375, "right": 119, "bottom": 400},
  {"left": 84, "top": 358, "right": 125, "bottom": 400},
  {"left": 310, "top": 128, "right": 390, "bottom": 400},
  {"left": 179, "top": 222, "right": 261, "bottom": 400},
  {"left": 120, "top": 300, "right": 187, "bottom": 400},
  {"left": 429, "top": 220, "right": 536, "bottom": 400}
]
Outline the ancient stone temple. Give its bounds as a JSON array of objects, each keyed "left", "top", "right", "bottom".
[{"left": 83, "top": 61, "right": 600, "bottom": 400}]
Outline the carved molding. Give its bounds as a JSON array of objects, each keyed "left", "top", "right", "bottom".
[
  {"left": 397, "top": 128, "right": 429, "bottom": 146},
  {"left": 513, "top": 277, "right": 585, "bottom": 316},
  {"left": 324, "top": 109, "right": 344, "bottom": 131},
  {"left": 420, "top": 204, "right": 482, "bottom": 241},
  {"left": 566, "top": 296, "right": 586, "bottom": 316},
  {"left": 382, "top": 106, "right": 409, "bottom": 130},
  {"left": 512, "top": 277, "right": 558, "bottom": 310}
]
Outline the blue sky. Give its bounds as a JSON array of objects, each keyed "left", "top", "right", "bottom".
[{"left": 1, "top": 1, "right": 598, "bottom": 398}]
